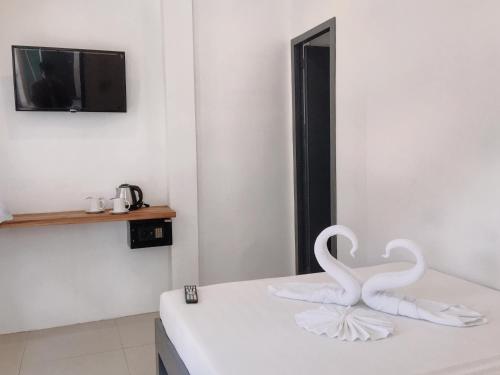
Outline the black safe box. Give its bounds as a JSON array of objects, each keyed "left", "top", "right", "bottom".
[{"left": 127, "top": 219, "right": 172, "bottom": 249}]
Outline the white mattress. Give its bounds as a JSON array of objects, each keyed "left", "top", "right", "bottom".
[{"left": 159, "top": 263, "right": 500, "bottom": 375}]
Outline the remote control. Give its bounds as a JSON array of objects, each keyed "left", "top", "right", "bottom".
[{"left": 184, "top": 285, "right": 198, "bottom": 304}]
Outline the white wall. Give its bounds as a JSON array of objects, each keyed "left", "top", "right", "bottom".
[
  {"left": 193, "top": 0, "right": 296, "bottom": 284},
  {"left": 0, "top": 0, "right": 172, "bottom": 333},
  {"left": 3, "top": 0, "right": 498, "bottom": 333},
  {"left": 190, "top": 0, "right": 375, "bottom": 284},
  {"left": 360, "top": 0, "right": 500, "bottom": 289},
  {"left": 290, "top": 0, "right": 500, "bottom": 289}
]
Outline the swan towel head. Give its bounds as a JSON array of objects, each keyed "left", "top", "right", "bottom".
[
  {"left": 382, "top": 239, "right": 423, "bottom": 260},
  {"left": 315, "top": 225, "right": 358, "bottom": 258}
]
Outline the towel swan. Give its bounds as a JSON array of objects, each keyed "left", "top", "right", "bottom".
[
  {"left": 287, "top": 225, "right": 394, "bottom": 341},
  {"left": 313, "top": 225, "right": 362, "bottom": 305},
  {"left": 361, "top": 239, "right": 487, "bottom": 327},
  {"left": 269, "top": 225, "right": 362, "bottom": 306}
]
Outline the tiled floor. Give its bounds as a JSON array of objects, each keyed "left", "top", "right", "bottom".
[{"left": 0, "top": 312, "right": 158, "bottom": 375}]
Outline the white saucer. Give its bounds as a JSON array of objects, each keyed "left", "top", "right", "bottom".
[
  {"left": 110, "top": 210, "right": 129, "bottom": 215},
  {"left": 86, "top": 210, "right": 105, "bottom": 214}
]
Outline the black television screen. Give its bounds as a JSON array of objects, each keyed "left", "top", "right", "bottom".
[{"left": 12, "top": 46, "right": 127, "bottom": 112}]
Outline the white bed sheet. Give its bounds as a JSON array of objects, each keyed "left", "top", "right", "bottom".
[{"left": 159, "top": 263, "right": 500, "bottom": 375}]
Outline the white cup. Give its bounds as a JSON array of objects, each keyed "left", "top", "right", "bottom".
[
  {"left": 0, "top": 200, "right": 13, "bottom": 223},
  {"left": 85, "top": 197, "right": 106, "bottom": 213},
  {"left": 111, "top": 197, "right": 130, "bottom": 213}
]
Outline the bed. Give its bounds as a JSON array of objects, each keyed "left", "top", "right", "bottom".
[{"left": 156, "top": 263, "right": 500, "bottom": 375}]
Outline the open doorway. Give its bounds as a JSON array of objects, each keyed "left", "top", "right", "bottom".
[{"left": 292, "top": 19, "right": 336, "bottom": 274}]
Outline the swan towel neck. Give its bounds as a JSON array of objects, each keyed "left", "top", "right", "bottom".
[{"left": 269, "top": 225, "right": 361, "bottom": 306}]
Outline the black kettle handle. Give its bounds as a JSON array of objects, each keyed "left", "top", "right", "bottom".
[{"left": 130, "top": 185, "right": 143, "bottom": 205}]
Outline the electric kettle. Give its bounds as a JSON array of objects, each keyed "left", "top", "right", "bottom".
[{"left": 116, "top": 184, "right": 148, "bottom": 211}]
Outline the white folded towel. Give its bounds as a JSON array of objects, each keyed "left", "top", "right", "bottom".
[
  {"left": 269, "top": 225, "right": 362, "bottom": 306},
  {"left": 268, "top": 283, "right": 355, "bottom": 304},
  {"left": 0, "top": 200, "right": 13, "bottom": 223},
  {"left": 362, "top": 239, "right": 487, "bottom": 327},
  {"left": 295, "top": 305, "right": 394, "bottom": 341}
]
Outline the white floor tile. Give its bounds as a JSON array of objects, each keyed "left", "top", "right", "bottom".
[
  {"left": 125, "top": 344, "right": 156, "bottom": 375},
  {"left": 21, "top": 349, "right": 129, "bottom": 375},
  {"left": 23, "top": 319, "right": 121, "bottom": 364},
  {"left": 116, "top": 312, "right": 158, "bottom": 348}
]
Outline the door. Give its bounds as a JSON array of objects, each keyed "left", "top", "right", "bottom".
[{"left": 292, "top": 19, "right": 336, "bottom": 274}]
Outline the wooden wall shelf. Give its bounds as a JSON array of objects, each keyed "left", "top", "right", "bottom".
[{"left": 0, "top": 206, "right": 176, "bottom": 229}]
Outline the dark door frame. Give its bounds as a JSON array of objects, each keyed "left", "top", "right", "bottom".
[{"left": 291, "top": 18, "right": 336, "bottom": 274}]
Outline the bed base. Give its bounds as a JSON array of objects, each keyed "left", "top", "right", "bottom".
[{"left": 155, "top": 318, "right": 190, "bottom": 375}]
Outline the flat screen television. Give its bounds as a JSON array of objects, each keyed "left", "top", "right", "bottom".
[{"left": 12, "top": 45, "right": 127, "bottom": 112}]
